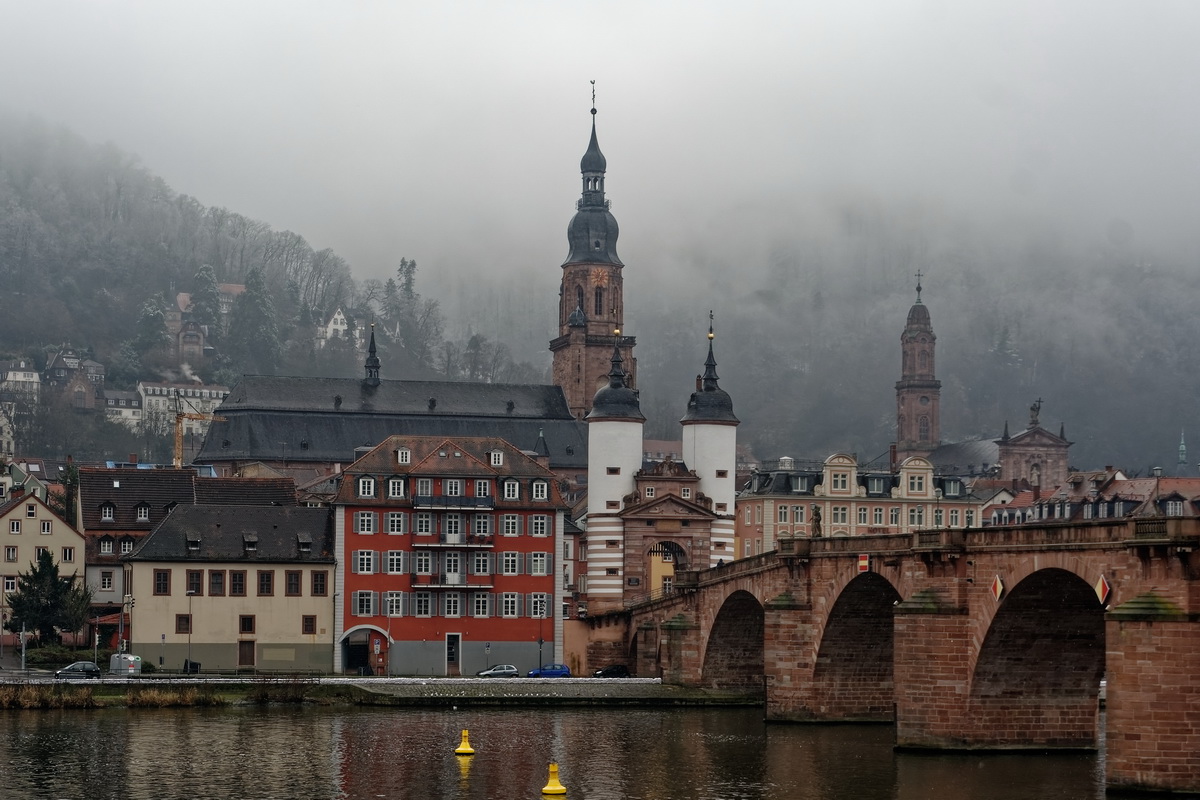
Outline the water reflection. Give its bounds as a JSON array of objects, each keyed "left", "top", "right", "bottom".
[{"left": 0, "top": 706, "right": 1107, "bottom": 800}]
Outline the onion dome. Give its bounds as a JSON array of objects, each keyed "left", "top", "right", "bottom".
[
  {"left": 586, "top": 341, "right": 644, "bottom": 422},
  {"left": 681, "top": 324, "right": 738, "bottom": 424},
  {"left": 563, "top": 108, "right": 623, "bottom": 266}
]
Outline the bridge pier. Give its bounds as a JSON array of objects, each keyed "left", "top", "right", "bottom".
[
  {"left": 1105, "top": 592, "right": 1200, "bottom": 795},
  {"left": 636, "top": 614, "right": 702, "bottom": 684}
]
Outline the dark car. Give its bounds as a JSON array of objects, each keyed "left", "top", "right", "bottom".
[
  {"left": 55, "top": 661, "right": 102, "bottom": 679},
  {"left": 593, "top": 664, "right": 630, "bottom": 678},
  {"left": 528, "top": 663, "right": 571, "bottom": 678},
  {"left": 475, "top": 664, "right": 519, "bottom": 678}
]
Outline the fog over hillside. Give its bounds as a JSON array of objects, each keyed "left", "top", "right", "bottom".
[{"left": 2, "top": 1, "right": 1198, "bottom": 471}]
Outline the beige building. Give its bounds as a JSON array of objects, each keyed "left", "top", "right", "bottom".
[
  {"left": 125, "top": 505, "right": 334, "bottom": 672},
  {"left": 0, "top": 491, "right": 85, "bottom": 643}
]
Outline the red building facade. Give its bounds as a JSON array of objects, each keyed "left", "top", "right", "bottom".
[{"left": 333, "top": 436, "right": 567, "bottom": 676}]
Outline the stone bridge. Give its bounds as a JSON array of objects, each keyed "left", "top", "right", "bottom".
[{"left": 608, "top": 516, "right": 1200, "bottom": 795}]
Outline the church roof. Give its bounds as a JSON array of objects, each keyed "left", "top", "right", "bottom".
[{"left": 925, "top": 439, "right": 1001, "bottom": 475}]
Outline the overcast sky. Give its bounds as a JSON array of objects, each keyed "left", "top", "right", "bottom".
[{"left": 4, "top": 1, "right": 1199, "bottom": 288}]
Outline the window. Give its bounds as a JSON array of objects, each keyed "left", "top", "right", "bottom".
[
  {"left": 474, "top": 479, "right": 490, "bottom": 497},
  {"left": 530, "top": 515, "right": 549, "bottom": 537},
  {"left": 186, "top": 570, "right": 203, "bottom": 596},
  {"left": 417, "top": 478, "right": 432, "bottom": 495},
  {"left": 950, "top": 509, "right": 961, "bottom": 527},
  {"left": 502, "top": 514, "right": 520, "bottom": 536},
  {"left": 257, "top": 570, "right": 274, "bottom": 596},
  {"left": 1167, "top": 500, "right": 1184, "bottom": 516},
  {"left": 501, "top": 592, "right": 519, "bottom": 617},
  {"left": 209, "top": 570, "right": 225, "bottom": 596},
  {"left": 230, "top": 570, "right": 247, "bottom": 597},
  {"left": 867, "top": 477, "right": 887, "bottom": 495},
  {"left": 716, "top": 470, "right": 728, "bottom": 478},
  {"left": 2, "top": 576, "right": 13, "bottom": 593},
  {"left": 136, "top": 505, "right": 150, "bottom": 522},
  {"left": 873, "top": 507, "right": 884, "bottom": 525},
  {"left": 473, "top": 514, "right": 491, "bottom": 536},
  {"left": 387, "top": 551, "right": 406, "bottom": 574},
  {"left": 793, "top": 505, "right": 805, "bottom": 524},
  {"left": 472, "top": 551, "right": 491, "bottom": 575},
  {"left": 944, "top": 480, "right": 962, "bottom": 498},
  {"left": 530, "top": 552, "right": 550, "bottom": 576},
  {"left": 302, "top": 615, "right": 317, "bottom": 635},
  {"left": 473, "top": 592, "right": 490, "bottom": 617},
  {"left": 25, "top": 504, "right": 35, "bottom": 518},
  {"left": 503, "top": 481, "right": 519, "bottom": 500},
  {"left": 387, "top": 478, "right": 405, "bottom": 498},
  {"left": 386, "top": 512, "right": 407, "bottom": 534},
  {"left": 443, "top": 592, "right": 461, "bottom": 617},
  {"left": 154, "top": 569, "right": 171, "bottom": 595},
  {"left": 240, "top": 615, "right": 256, "bottom": 635},
  {"left": 605, "top": 567, "right": 619, "bottom": 576},
  {"left": 857, "top": 507, "right": 868, "bottom": 524},
  {"left": 645, "top": 487, "right": 656, "bottom": 499},
  {"left": 357, "top": 477, "right": 376, "bottom": 497},
  {"left": 440, "top": 514, "right": 460, "bottom": 539},
  {"left": 397, "top": 448, "right": 411, "bottom": 465},
  {"left": 415, "top": 551, "right": 432, "bottom": 574},
  {"left": 831, "top": 506, "right": 848, "bottom": 524},
  {"left": 889, "top": 507, "right": 900, "bottom": 525},
  {"left": 385, "top": 591, "right": 405, "bottom": 617},
  {"left": 414, "top": 591, "right": 432, "bottom": 617},
  {"left": 176, "top": 614, "right": 191, "bottom": 634},
  {"left": 445, "top": 479, "right": 462, "bottom": 497},
  {"left": 934, "top": 508, "right": 944, "bottom": 527},
  {"left": 416, "top": 512, "right": 432, "bottom": 534},
  {"left": 682, "top": 488, "right": 691, "bottom": 499},
  {"left": 99, "top": 539, "right": 114, "bottom": 555},
  {"left": 41, "top": 520, "right": 52, "bottom": 535},
  {"left": 285, "top": 571, "right": 302, "bottom": 596},
  {"left": 909, "top": 507, "right": 925, "bottom": 526},
  {"left": 502, "top": 552, "right": 519, "bottom": 575},
  {"left": 530, "top": 593, "right": 549, "bottom": 618},
  {"left": 965, "top": 510, "right": 975, "bottom": 527},
  {"left": 908, "top": 474, "right": 926, "bottom": 493},
  {"left": 100, "top": 503, "right": 115, "bottom": 521},
  {"left": 490, "top": 451, "right": 503, "bottom": 467},
  {"left": 832, "top": 473, "right": 848, "bottom": 491},
  {"left": 352, "top": 591, "right": 377, "bottom": 616},
  {"left": 354, "top": 511, "right": 377, "bottom": 534},
  {"left": 34, "top": 546, "right": 48, "bottom": 560},
  {"left": 3, "top": 546, "right": 15, "bottom": 562},
  {"left": 754, "top": 505, "right": 762, "bottom": 524},
  {"left": 8, "top": 521, "right": 18, "bottom": 535},
  {"left": 311, "top": 571, "right": 328, "bottom": 597},
  {"left": 354, "top": 551, "right": 376, "bottom": 574},
  {"left": 777, "top": 506, "right": 789, "bottom": 523},
  {"left": 533, "top": 481, "right": 548, "bottom": 500},
  {"left": 100, "top": 571, "right": 113, "bottom": 590},
  {"left": 606, "top": 467, "right": 620, "bottom": 476},
  {"left": 120, "top": 539, "right": 133, "bottom": 554}
]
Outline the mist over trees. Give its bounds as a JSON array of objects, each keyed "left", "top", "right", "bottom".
[{"left": 0, "top": 113, "right": 1195, "bottom": 472}]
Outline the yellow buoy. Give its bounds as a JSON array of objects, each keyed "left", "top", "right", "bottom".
[
  {"left": 455, "top": 729, "right": 475, "bottom": 755},
  {"left": 541, "top": 762, "right": 566, "bottom": 795}
]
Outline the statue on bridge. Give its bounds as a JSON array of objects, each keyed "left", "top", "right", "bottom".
[{"left": 811, "top": 504, "right": 822, "bottom": 537}]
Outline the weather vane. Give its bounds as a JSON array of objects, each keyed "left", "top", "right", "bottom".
[
  {"left": 914, "top": 269, "right": 923, "bottom": 301},
  {"left": 708, "top": 309, "right": 715, "bottom": 339},
  {"left": 590, "top": 80, "right": 597, "bottom": 114}
]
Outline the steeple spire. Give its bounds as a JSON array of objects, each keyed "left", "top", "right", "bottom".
[
  {"left": 682, "top": 314, "right": 738, "bottom": 425},
  {"left": 363, "top": 323, "right": 380, "bottom": 387}
]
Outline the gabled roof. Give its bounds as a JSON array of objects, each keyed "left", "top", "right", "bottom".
[
  {"left": 78, "top": 468, "right": 197, "bottom": 530},
  {"left": 128, "top": 504, "right": 333, "bottom": 563},
  {"left": 618, "top": 493, "right": 717, "bottom": 519},
  {"left": 1000, "top": 425, "right": 1071, "bottom": 447},
  {"left": 194, "top": 477, "right": 297, "bottom": 505}
]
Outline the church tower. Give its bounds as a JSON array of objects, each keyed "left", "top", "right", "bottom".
[
  {"left": 550, "top": 102, "right": 637, "bottom": 419},
  {"left": 895, "top": 275, "right": 941, "bottom": 461}
]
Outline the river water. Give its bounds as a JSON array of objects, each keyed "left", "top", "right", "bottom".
[{"left": 0, "top": 706, "right": 1108, "bottom": 800}]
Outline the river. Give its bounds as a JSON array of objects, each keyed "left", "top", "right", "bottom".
[{"left": 0, "top": 706, "right": 1109, "bottom": 799}]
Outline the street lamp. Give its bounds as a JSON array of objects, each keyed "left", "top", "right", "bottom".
[{"left": 186, "top": 589, "right": 196, "bottom": 671}]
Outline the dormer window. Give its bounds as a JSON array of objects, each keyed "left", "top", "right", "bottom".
[
  {"left": 397, "top": 448, "right": 411, "bottom": 465},
  {"left": 187, "top": 535, "right": 201, "bottom": 551},
  {"left": 867, "top": 477, "right": 887, "bottom": 495},
  {"left": 533, "top": 481, "right": 548, "bottom": 501},
  {"left": 99, "top": 538, "right": 114, "bottom": 555},
  {"left": 831, "top": 473, "right": 849, "bottom": 491},
  {"left": 387, "top": 478, "right": 405, "bottom": 498},
  {"left": 297, "top": 532, "right": 313, "bottom": 553},
  {"left": 358, "top": 477, "right": 376, "bottom": 498},
  {"left": 504, "top": 481, "right": 519, "bottom": 501},
  {"left": 120, "top": 539, "right": 133, "bottom": 554},
  {"left": 243, "top": 533, "right": 258, "bottom": 552},
  {"left": 100, "top": 503, "right": 115, "bottom": 522},
  {"left": 490, "top": 451, "right": 503, "bottom": 467},
  {"left": 943, "top": 480, "right": 962, "bottom": 498},
  {"left": 136, "top": 504, "right": 150, "bottom": 522}
]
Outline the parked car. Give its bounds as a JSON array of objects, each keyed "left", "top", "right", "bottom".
[
  {"left": 475, "top": 664, "right": 520, "bottom": 678},
  {"left": 593, "top": 664, "right": 630, "bottom": 678},
  {"left": 55, "top": 661, "right": 102, "bottom": 679},
  {"left": 528, "top": 663, "right": 571, "bottom": 678}
]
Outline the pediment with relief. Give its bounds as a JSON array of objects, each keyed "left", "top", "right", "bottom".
[{"left": 619, "top": 494, "right": 716, "bottom": 519}]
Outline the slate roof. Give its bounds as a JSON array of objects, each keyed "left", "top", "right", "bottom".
[
  {"left": 195, "top": 477, "right": 297, "bottom": 505},
  {"left": 926, "top": 439, "right": 1002, "bottom": 475},
  {"left": 195, "top": 376, "right": 588, "bottom": 470},
  {"left": 78, "top": 468, "right": 197, "bottom": 531},
  {"left": 128, "top": 504, "right": 334, "bottom": 563}
]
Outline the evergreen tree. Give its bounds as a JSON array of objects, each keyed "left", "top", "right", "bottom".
[
  {"left": 225, "top": 267, "right": 281, "bottom": 375},
  {"left": 5, "top": 549, "right": 92, "bottom": 645},
  {"left": 133, "top": 299, "right": 170, "bottom": 356},
  {"left": 190, "top": 264, "right": 223, "bottom": 340}
]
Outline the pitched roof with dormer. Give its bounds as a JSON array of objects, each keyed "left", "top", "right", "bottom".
[{"left": 127, "top": 504, "right": 333, "bottom": 563}]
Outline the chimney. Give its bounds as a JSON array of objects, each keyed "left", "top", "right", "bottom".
[
  {"left": 889, "top": 443, "right": 897, "bottom": 471},
  {"left": 129, "top": 453, "right": 137, "bottom": 464},
  {"left": 695, "top": 375, "right": 702, "bottom": 392}
]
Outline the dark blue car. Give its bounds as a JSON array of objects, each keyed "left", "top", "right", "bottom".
[{"left": 528, "top": 663, "right": 571, "bottom": 678}]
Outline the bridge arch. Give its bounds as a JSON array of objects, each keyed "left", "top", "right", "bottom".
[
  {"left": 700, "top": 589, "right": 764, "bottom": 690},
  {"left": 969, "top": 567, "right": 1106, "bottom": 747}
]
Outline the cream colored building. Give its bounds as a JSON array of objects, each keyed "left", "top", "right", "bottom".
[
  {"left": 0, "top": 491, "right": 85, "bottom": 638},
  {"left": 125, "top": 504, "right": 334, "bottom": 672}
]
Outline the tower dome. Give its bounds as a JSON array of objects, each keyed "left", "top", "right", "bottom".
[
  {"left": 586, "top": 343, "right": 644, "bottom": 421},
  {"left": 563, "top": 109, "right": 623, "bottom": 266},
  {"left": 681, "top": 326, "right": 738, "bottom": 424}
]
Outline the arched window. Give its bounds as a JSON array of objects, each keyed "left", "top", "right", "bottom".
[
  {"left": 897, "top": 417, "right": 905, "bottom": 442},
  {"left": 919, "top": 350, "right": 928, "bottom": 371},
  {"left": 594, "top": 287, "right": 605, "bottom": 317},
  {"left": 918, "top": 416, "right": 930, "bottom": 442},
  {"left": 575, "top": 285, "right": 584, "bottom": 312}
]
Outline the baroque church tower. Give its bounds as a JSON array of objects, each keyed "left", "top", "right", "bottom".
[
  {"left": 550, "top": 104, "right": 637, "bottom": 420},
  {"left": 895, "top": 275, "right": 941, "bottom": 461}
]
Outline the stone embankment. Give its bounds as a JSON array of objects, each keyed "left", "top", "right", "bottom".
[{"left": 335, "top": 677, "right": 761, "bottom": 708}]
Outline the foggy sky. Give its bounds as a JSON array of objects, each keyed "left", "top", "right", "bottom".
[{"left": 4, "top": 1, "right": 1199, "bottom": 305}]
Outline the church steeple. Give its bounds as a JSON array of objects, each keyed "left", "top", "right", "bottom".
[
  {"left": 363, "top": 324, "right": 380, "bottom": 387},
  {"left": 551, "top": 89, "right": 637, "bottom": 420},
  {"left": 896, "top": 272, "right": 941, "bottom": 460}
]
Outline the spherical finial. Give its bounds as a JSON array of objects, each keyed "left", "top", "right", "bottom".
[
  {"left": 591, "top": 107, "right": 597, "bottom": 116},
  {"left": 708, "top": 331, "right": 714, "bottom": 340},
  {"left": 613, "top": 328, "right": 621, "bottom": 336}
]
